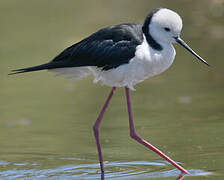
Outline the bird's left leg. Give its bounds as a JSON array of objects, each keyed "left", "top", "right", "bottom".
[
  {"left": 93, "top": 87, "right": 116, "bottom": 179},
  {"left": 125, "top": 87, "right": 189, "bottom": 174}
]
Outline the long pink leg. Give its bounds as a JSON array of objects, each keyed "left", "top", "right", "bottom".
[
  {"left": 93, "top": 87, "right": 116, "bottom": 179},
  {"left": 125, "top": 87, "right": 189, "bottom": 174}
]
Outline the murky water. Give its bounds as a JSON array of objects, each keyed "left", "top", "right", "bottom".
[{"left": 1, "top": 0, "right": 224, "bottom": 179}]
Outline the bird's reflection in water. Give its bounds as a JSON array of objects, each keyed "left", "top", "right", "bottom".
[{"left": 176, "top": 173, "right": 185, "bottom": 180}]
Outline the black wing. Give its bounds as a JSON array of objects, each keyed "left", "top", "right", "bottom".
[{"left": 10, "top": 23, "right": 143, "bottom": 74}]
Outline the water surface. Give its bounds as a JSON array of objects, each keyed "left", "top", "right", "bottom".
[{"left": 0, "top": 0, "right": 223, "bottom": 179}]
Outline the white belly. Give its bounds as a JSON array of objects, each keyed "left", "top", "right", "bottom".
[{"left": 50, "top": 36, "right": 176, "bottom": 90}]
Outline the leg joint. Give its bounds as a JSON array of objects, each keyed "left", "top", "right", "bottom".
[
  {"left": 130, "top": 131, "right": 142, "bottom": 142},
  {"left": 130, "top": 130, "right": 137, "bottom": 139},
  {"left": 93, "top": 124, "right": 99, "bottom": 133}
]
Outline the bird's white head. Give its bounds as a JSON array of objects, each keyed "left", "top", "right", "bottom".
[
  {"left": 142, "top": 8, "right": 210, "bottom": 66},
  {"left": 149, "top": 8, "right": 182, "bottom": 44}
]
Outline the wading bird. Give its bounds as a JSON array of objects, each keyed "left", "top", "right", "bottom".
[{"left": 10, "top": 8, "right": 209, "bottom": 179}]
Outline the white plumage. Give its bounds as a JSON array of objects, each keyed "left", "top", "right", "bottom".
[{"left": 50, "top": 35, "right": 175, "bottom": 90}]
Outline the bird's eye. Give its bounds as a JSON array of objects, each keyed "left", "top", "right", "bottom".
[{"left": 164, "top": 27, "right": 171, "bottom": 32}]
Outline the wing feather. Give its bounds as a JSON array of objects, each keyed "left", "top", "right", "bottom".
[
  {"left": 52, "top": 23, "right": 143, "bottom": 70},
  {"left": 10, "top": 23, "right": 143, "bottom": 74}
]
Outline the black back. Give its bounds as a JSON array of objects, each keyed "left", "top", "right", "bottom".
[
  {"left": 51, "top": 23, "right": 144, "bottom": 70},
  {"left": 10, "top": 23, "right": 144, "bottom": 74}
]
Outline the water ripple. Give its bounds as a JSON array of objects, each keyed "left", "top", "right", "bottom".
[{"left": 0, "top": 160, "right": 212, "bottom": 179}]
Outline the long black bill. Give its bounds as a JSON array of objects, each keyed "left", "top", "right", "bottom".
[{"left": 175, "top": 37, "right": 210, "bottom": 66}]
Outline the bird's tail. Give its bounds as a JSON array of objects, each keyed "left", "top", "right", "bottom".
[
  {"left": 8, "top": 61, "right": 68, "bottom": 75},
  {"left": 8, "top": 63, "right": 53, "bottom": 75}
]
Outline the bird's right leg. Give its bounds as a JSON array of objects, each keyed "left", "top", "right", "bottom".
[
  {"left": 93, "top": 87, "right": 116, "bottom": 179},
  {"left": 125, "top": 87, "right": 189, "bottom": 174}
]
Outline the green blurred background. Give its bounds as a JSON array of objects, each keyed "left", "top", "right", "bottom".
[{"left": 0, "top": 0, "right": 224, "bottom": 179}]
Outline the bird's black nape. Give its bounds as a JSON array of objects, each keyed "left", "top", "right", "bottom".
[{"left": 142, "top": 8, "right": 163, "bottom": 51}]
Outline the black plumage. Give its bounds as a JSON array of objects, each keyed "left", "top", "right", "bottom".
[
  {"left": 142, "top": 8, "right": 163, "bottom": 51},
  {"left": 10, "top": 23, "right": 144, "bottom": 74}
]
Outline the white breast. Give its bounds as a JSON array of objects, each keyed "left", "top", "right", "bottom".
[
  {"left": 50, "top": 35, "right": 176, "bottom": 90},
  {"left": 89, "top": 35, "right": 176, "bottom": 90}
]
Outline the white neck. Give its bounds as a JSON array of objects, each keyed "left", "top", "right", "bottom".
[{"left": 135, "top": 35, "right": 176, "bottom": 78}]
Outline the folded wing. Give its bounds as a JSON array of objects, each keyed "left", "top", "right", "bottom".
[{"left": 10, "top": 24, "right": 143, "bottom": 75}]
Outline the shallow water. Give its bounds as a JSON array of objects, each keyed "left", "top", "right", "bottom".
[
  {"left": 1, "top": 0, "right": 224, "bottom": 179},
  {"left": 0, "top": 160, "right": 212, "bottom": 179}
]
